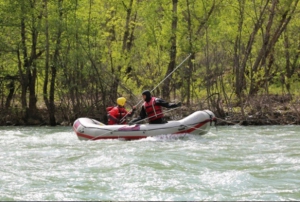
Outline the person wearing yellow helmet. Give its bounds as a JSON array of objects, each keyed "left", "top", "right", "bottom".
[
  {"left": 117, "top": 97, "right": 126, "bottom": 106},
  {"left": 107, "top": 97, "right": 136, "bottom": 125}
]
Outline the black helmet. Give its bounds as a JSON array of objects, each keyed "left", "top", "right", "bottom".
[{"left": 142, "top": 90, "right": 151, "bottom": 102}]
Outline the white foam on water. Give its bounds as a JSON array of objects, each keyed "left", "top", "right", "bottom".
[{"left": 0, "top": 125, "right": 299, "bottom": 201}]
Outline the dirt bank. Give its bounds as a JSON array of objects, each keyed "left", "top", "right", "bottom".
[{"left": 1, "top": 94, "right": 299, "bottom": 126}]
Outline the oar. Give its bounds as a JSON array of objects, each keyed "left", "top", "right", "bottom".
[
  {"left": 136, "top": 53, "right": 192, "bottom": 106},
  {"left": 128, "top": 106, "right": 181, "bottom": 125},
  {"left": 118, "top": 53, "right": 191, "bottom": 124},
  {"left": 119, "top": 107, "right": 136, "bottom": 124},
  {"left": 150, "top": 53, "right": 191, "bottom": 93},
  {"left": 119, "top": 53, "right": 191, "bottom": 123}
]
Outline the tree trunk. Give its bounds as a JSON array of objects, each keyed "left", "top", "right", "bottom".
[
  {"left": 122, "top": 0, "right": 135, "bottom": 52},
  {"left": 185, "top": 0, "right": 193, "bottom": 106},
  {"left": 234, "top": 0, "right": 245, "bottom": 99},
  {"left": 5, "top": 80, "right": 15, "bottom": 109},
  {"left": 249, "top": 0, "right": 298, "bottom": 96},
  {"left": 284, "top": 32, "right": 300, "bottom": 93},
  {"left": 19, "top": 9, "right": 28, "bottom": 110},
  {"left": 18, "top": 1, "right": 44, "bottom": 124},
  {"left": 43, "top": 0, "right": 58, "bottom": 126},
  {"left": 162, "top": 0, "right": 178, "bottom": 100}
]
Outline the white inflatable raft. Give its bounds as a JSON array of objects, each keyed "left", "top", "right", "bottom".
[{"left": 73, "top": 110, "right": 216, "bottom": 141}]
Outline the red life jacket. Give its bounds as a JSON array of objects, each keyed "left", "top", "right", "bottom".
[
  {"left": 143, "top": 97, "right": 163, "bottom": 121},
  {"left": 106, "top": 106, "right": 114, "bottom": 112},
  {"left": 107, "top": 106, "right": 128, "bottom": 125}
]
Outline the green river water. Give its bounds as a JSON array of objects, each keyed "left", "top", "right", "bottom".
[{"left": 0, "top": 125, "right": 299, "bottom": 201}]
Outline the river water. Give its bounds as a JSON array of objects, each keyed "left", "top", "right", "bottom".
[{"left": 0, "top": 125, "right": 299, "bottom": 201}]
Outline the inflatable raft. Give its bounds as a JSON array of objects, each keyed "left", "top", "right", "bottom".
[{"left": 73, "top": 110, "right": 216, "bottom": 141}]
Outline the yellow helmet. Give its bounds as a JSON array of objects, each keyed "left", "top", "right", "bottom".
[{"left": 117, "top": 97, "right": 126, "bottom": 106}]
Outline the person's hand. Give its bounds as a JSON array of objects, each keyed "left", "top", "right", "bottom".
[
  {"left": 131, "top": 105, "right": 137, "bottom": 113},
  {"left": 177, "top": 102, "right": 182, "bottom": 107}
]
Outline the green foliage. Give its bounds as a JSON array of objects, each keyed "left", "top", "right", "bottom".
[{"left": 0, "top": 0, "right": 299, "bottom": 118}]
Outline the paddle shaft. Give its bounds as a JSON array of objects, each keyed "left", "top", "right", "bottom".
[
  {"left": 119, "top": 54, "right": 190, "bottom": 123},
  {"left": 129, "top": 106, "right": 180, "bottom": 125},
  {"left": 119, "top": 108, "right": 135, "bottom": 123},
  {"left": 135, "top": 53, "right": 192, "bottom": 107}
]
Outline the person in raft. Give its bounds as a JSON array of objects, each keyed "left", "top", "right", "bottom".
[
  {"left": 107, "top": 97, "right": 136, "bottom": 125},
  {"left": 128, "top": 90, "right": 181, "bottom": 125}
]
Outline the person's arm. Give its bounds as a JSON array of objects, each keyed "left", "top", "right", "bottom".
[
  {"left": 108, "top": 108, "right": 120, "bottom": 123},
  {"left": 126, "top": 106, "right": 137, "bottom": 117},
  {"left": 119, "top": 108, "right": 136, "bottom": 124},
  {"left": 155, "top": 98, "right": 181, "bottom": 108},
  {"left": 128, "top": 106, "right": 147, "bottom": 125},
  {"left": 107, "top": 114, "right": 119, "bottom": 123},
  {"left": 139, "top": 106, "right": 147, "bottom": 119}
]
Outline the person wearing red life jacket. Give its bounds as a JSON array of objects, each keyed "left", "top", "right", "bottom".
[
  {"left": 107, "top": 97, "right": 136, "bottom": 125},
  {"left": 128, "top": 90, "right": 181, "bottom": 125}
]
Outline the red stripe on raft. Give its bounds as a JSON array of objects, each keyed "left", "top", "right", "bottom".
[
  {"left": 175, "top": 119, "right": 213, "bottom": 134},
  {"left": 75, "top": 131, "right": 148, "bottom": 140},
  {"left": 93, "top": 136, "right": 148, "bottom": 140},
  {"left": 75, "top": 131, "right": 94, "bottom": 139},
  {"left": 73, "top": 129, "right": 148, "bottom": 140}
]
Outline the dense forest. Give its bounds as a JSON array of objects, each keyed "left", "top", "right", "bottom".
[{"left": 0, "top": 0, "right": 299, "bottom": 126}]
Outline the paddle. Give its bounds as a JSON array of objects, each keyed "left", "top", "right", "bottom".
[
  {"left": 118, "top": 106, "right": 137, "bottom": 124},
  {"left": 136, "top": 53, "right": 191, "bottom": 106},
  {"left": 118, "top": 53, "right": 191, "bottom": 124},
  {"left": 128, "top": 105, "right": 181, "bottom": 125}
]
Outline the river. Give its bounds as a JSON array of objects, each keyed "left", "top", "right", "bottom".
[{"left": 0, "top": 125, "right": 299, "bottom": 201}]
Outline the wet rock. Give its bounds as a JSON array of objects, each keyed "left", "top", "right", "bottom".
[
  {"left": 6, "top": 121, "right": 13, "bottom": 126},
  {"left": 60, "top": 121, "right": 70, "bottom": 126}
]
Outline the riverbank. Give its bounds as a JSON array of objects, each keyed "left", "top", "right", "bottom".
[
  {"left": 164, "top": 94, "right": 300, "bottom": 126},
  {"left": 211, "top": 94, "right": 300, "bottom": 126},
  {"left": 1, "top": 94, "right": 299, "bottom": 126},
  {"left": 219, "top": 95, "right": 300, "bottom": 125}
]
